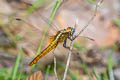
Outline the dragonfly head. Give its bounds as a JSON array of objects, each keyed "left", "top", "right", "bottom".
[{"left": 67, "top": 27, "right": 75, "bottom": 36}]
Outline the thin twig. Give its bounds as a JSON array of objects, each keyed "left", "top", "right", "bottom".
[
  {"left": 62, "top": 40, "right": 74, "bottom": 80},
  {"left": 52, "top": 49, "right": 59, "bottom": 80},
  {"left": 52, "top": 1, "right": 66, "bottom": 79},
  {"left": 54, "top": 56, "right": 58, "bottom": 80},
  {"left": 62, "top": 0, "right": 103, "bottom": 80},
  {"left": 62, "top": 18, "right": 78, "bottom": 80},
  {"left": 74, "top": 0, "right": 103, "bottom": 40}
]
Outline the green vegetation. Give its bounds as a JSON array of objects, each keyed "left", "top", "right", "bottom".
[
  {"left": 0, "top": 0, "right": 119, "bottom": 80},
  {"left": 87, "top": 0, "right": 96, "bottom": 4},
  {"left": 45, "top": 65, "right": 51, "bottom": 80},
  {"left": 93, "top": 68, "right": 101, "bottom": 80},
  {"left": 73, "top": 42, "right": 87, "bottom": 53},
  {"left": 0, "top": 48, "right": 27, "bottom": 80},
  {"left": 93, "top": 53, "right": 115, "bottom": 80},
  {"left": 25, "top": 0, "right": 49, "bottom": 17},
  {"left": 31, "top": 0, "right": 62, "bottom": 70},
  {"left": 113, "top": 18, "right": 120, "bottom": 27},
  {"left": 11, "top": 48, "right": 23, "bottom": 80}
]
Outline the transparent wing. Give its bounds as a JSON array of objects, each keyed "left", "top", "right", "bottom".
[
  {"left": 0, "top": 0, "right": 71, "bottom": 66},
  {"left": 10, "top": 14, "right": 60, "bottom": 58}
]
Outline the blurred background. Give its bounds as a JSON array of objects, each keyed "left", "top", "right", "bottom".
[{"left": 0, "top": 0, "right": 120, "bottom": 80}]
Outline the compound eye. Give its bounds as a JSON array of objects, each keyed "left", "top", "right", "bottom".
[{"left": 67, "top": 27, "right": 71, "bottom": 30}]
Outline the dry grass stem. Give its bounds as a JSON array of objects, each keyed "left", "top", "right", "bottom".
[
  {"left": 54, "top": 56, "right": 58, "bottom": 80},
  {"left": 75, "top": 0, "right": 103, "bottom": 39},
  {"left": 62, "top": 0, "right": 103, "bottom": 80}
]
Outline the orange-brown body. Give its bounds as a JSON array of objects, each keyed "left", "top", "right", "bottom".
[{"left": 29, "top": 27, "right": 74, "bottom": 66}]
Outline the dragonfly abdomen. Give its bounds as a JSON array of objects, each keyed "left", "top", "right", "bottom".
[{"left": 29, "top": 41, "right": 58, "bottom": 66}]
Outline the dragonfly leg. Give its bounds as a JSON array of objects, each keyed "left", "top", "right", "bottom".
[
  {"left": 63, "top": 39, "right": 70, "bottom": 49},
  {"left": 63, "top": 39, "right": 67, "bottom": 48},
  {"left": 52, "top": 48, "right": 56, "bottom": 57}
]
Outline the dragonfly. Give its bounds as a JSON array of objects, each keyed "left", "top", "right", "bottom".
[
  {"left": 15, "top": 16, "right": 75, "bottom": 66},
  {"left": 29, "top": 27, "right": 75, "bottom": 66}
]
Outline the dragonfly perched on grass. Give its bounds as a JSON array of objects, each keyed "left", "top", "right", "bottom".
[
  {"left": 29, "top": 26, "right": 75, "bottom": 66},
  {"left": 13, "top": 14, "right": 77, "bottom": 66}
]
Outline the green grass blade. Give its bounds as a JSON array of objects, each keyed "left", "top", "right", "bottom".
[
  {"left": 81, "top": 63, "right": 89, "bottom": 75},
  {"left": 17, "top": 54, "right": 24, "bottom": 80},
  {"left": 45, "top": 65, "right": 51, "bottom": 80},
  {"left": 113, "top": 18, "right": 120, "bottom": 27},
  {"left": 25, "top": 0, "right": 49, "bottom": 17},
  {"left": 93, "top": 68, "right": 101, "bottom": 80},
  {"left": 68, "top": 70, "right": 79, "bottom": 80},
  {"left": 108, "top": 53, "right": 114, "bottom": 80},
  {"left": 11, "top": 48, "right": 23, "bottom": 80},
  {"left": 36, "top": 0, "right": 61, "bottom": 55},
  {"left": 103, "top": 72, "right": 109, "bottom": 80},
  {"left": 31, "top": 0, "right": 61, "bottom": 69},
  {"left": 87, "top": 0, "right": 96, "bottom": 4},
  {"left": 0, "top": 68, "right": 9, "bottom": 80}
]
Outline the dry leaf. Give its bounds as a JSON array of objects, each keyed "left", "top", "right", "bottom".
[{"left": 26, "top": 71, "right": 44, "bottom": 80}]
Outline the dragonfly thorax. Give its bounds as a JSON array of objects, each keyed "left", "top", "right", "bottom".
[{"left": 67, "top": 27, "right": 75, "bottom": 36}]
